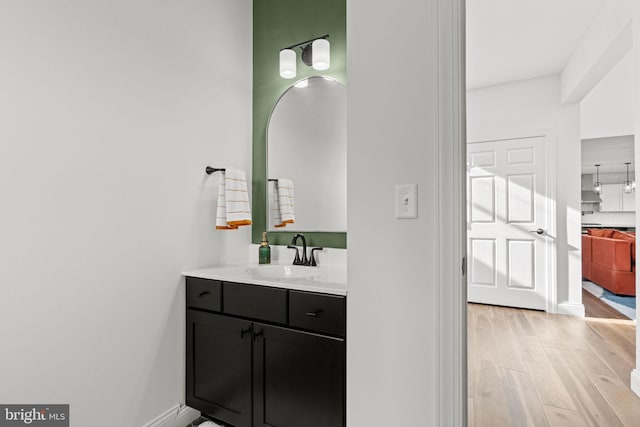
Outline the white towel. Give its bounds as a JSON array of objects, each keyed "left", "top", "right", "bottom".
[
  {"left": 273, "top": 178, "right": 295, "bottom": 228},
  {"left": 216, "top": 169, "right": 252, "bottom": 230}
]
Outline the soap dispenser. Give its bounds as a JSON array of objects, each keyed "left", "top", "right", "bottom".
[{"left": 259, "top": 232, "right": 271, "bottom": 264}]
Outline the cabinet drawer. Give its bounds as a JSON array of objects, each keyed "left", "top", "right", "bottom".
[
  {"left": 223, "top": 282, "right": 287, "bottom": 324},
  {"left": 186, "top": 277, "right": 222, "bottom": 312},
  {"left": 289, "top": 291, "right": 345, "bottom": 336}
]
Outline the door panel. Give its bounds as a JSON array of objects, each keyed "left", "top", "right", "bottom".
[
  {"left": 253, "top": 324, "right": 345, "bottom": 427},
  {"left": 470, "top": 176, "right": 496, "bottom": 223},
  {"left": 186, "top": 310, "right": 252, "bottom": 426},
  {"left": 467, "top": 136, "right": 549, "bottom": 310},
  {"left": 469, "top": 238, "right": 497, "bottom": 287},
  {"left": 506, "top": 174, "right": 534, "bottom": 223},
  {"left": 507, "top": 239, "right": 535, "bottom": 289}
]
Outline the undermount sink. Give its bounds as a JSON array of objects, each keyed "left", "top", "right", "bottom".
[{"left": 247, "top": 265, "right": 321, "bottom": 279}]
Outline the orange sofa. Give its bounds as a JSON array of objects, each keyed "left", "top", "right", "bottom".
[{"left": 582, "top": 229, "right": 636, "bottom": 296}]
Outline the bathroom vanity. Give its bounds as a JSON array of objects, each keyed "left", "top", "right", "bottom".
[{"left": 183, "top": 265, "right": 346, "bottom": 427}]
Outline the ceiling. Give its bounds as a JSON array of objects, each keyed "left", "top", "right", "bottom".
[
  {"left": 582, "top": 135, "right": 634, "bottom": 174},
  {"left": 466, "top": 0, "right": 605, "bottom": 89}
]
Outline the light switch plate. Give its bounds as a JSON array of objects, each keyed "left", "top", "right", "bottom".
[{"left": 395, "top": 184, "right": 418, "bottom": 219}]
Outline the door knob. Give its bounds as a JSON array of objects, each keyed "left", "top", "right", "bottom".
[{"left": 529, "top": 228, "right": 545, "bottom": 235}]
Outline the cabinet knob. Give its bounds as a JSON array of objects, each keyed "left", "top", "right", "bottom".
[
  {"left": 305, "top": 308, "right": 323, "bottom": 317},
  {"left": 198, "top": 291, "right": 210, "bottom": 298},
  {"left": 253, "top": 329, "right": 264, "bottom": 341},
  {"left": 240, "top": 327, "right": 251, "bottom": 339}
]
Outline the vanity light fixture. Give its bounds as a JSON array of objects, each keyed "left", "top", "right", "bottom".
[
  {"left": 279, "top": 49, "right": 296, "bottom": 79},
  {"left": 594, "top": 164, "right": 602, "bottom": 194},
  {"left": 311, "top": 38, "right": 330, "bottom": 70},
  {"left": 279, "top": 35, "right": 330, "bottom": 79},
  {"left": 623, "top": 162, "right": 634, "bottom": 193}
]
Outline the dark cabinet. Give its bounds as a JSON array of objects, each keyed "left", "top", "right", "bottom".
[
  {"left": 185, "top": 277, "right": 346, "bottom": 427},
  {"left": 186, "top": 310, "right": 252, "bottom": 427},
  {"left": 253, "top": 324, "right": 344, "bottom": 427}
]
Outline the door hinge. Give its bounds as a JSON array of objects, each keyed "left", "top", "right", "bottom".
[{"left": 461, "top": 256, "right": 467, "bottom": 276}]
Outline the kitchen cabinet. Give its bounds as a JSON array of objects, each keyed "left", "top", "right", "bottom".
[
  {"left": 600, "top": 184, "right": 636, "bottom": 212},
  {"left": 186, "top": 278, "right": 346, "bottom": 427},
  {"left": 600, "top": 184, "right": 621, "bottom": 212},
  {"left": 622, "top": 189, "right": 636, "bottom": 212}
]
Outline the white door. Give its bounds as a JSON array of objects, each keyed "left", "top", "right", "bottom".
[{"left": 467, "top": 136, "right": 550, "bottom": 311}]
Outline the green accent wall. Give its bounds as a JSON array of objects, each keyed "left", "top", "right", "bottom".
[{"left": 252, "top": 0, "right": 347, "bottom": 248}]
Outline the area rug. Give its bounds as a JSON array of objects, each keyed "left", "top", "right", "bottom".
[{"left": 582, "top": 280, "right": 636, "bottom": 320}]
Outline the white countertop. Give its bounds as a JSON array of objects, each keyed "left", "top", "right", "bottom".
[{"left": 183, "top": 264, "right": 347, "bottom": 296}]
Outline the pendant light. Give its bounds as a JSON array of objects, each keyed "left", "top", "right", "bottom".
[
  {"left": 623, "top": 162, "right": 633, "bottom": 193},
  {"left": 594, "top": 164, "right": 602, "bottom": 194}
]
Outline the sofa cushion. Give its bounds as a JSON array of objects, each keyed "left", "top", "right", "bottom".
[
  {"left": 612, "top": 231, "right": 635, "bottom": 263},
  {"left": 612, "top": 230, "right": 634, "bottom": 240},
  {"left": 588, "top": 228, "right": 615, "bottom": 238}
]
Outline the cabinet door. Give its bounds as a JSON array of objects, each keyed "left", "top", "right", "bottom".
[
  {"left": 253, "top": 324, "right": 345, "bottom": 427},
  {"left": 622, "top": 189, "right": 636, "bottom": 212},
  {"left": 186, "top": 309, "right": 252, "bottom": 427},
  {"left": 600, "top": 184, "right": 622, "bottom": 212}
]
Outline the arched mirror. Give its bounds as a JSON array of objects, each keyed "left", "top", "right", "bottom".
[{"left": 267, "top": 76, "right": 346, "bottom": 232}]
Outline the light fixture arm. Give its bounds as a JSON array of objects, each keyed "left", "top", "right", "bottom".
[
  {"left": 626, "top": 162, "right": 631, "bottom": 181},
  {"left": 281, "top": 34, "right": 330, "bottom": 51}
]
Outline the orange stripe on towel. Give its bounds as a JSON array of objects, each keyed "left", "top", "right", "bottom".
[{"left": 227, "top": 219, "right": 252, "bottom": 227}]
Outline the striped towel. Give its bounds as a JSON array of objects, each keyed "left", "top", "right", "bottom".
[
  {"left": 216, "top": 169, "right": 252, "bottom": 230},
  {"left": 273, "top": 178, "right": 295, "bottom": 228}
]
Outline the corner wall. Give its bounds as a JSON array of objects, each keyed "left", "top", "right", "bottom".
[
  {"left": 347, "top": 0, "right": 441, "bottom": 424},
  {"left": 467, "top": 76, "right": 583, "bottom": 314},
  {"left": 580, "top": 51, "right": 634, "bottom": 139},
  {"left": 0, "top": 1, "right": 252, "bottom": 425}
]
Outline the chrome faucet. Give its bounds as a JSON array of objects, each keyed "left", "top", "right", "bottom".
[{"left": 287, "top": 233, "right": 323, "bottom": 266}]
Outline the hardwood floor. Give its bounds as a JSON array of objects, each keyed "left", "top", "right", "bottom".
[
  {"left": 468, "top": 302, "right": 639, "bottom": 426},
  {"left": 583, "top": 288, "right": 632, "bottom": 320}
]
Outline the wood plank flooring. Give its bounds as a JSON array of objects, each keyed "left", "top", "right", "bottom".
[
  {"left": 583, "top": 288, "right": 631, "bottom": 320},
  {"left": 468, "top": 302, "right": 639, "bottom": 426}
]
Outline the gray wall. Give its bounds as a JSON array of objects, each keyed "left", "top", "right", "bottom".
[{"left": 0, "top": 1, "right": 252, "bottom": 425}]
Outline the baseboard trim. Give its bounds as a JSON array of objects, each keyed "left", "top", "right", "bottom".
[
  {"left": 631, "top": 369, "right": 640, "bottom": 398},
  {"left": 557, "top": 302, "right": 585, "bottom": 317},
  {"left": 142, "top": 404, "right": 200, "bottom": 427}
]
